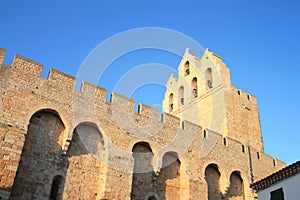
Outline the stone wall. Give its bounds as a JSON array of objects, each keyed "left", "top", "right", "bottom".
[
  {"left": 0, "top": 48, "right": 285, "bottom": 200},
  {"left": 225, "top": 86, "right": 263, "bottom": 152}
]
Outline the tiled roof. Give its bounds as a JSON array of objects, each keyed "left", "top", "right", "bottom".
[{"left": 250, "top": 160, "right": 300, "bottom": 191}]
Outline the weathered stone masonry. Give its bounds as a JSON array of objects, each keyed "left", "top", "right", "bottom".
[{"left": 0, "top": 47, "right": 285, "bottom": 200}]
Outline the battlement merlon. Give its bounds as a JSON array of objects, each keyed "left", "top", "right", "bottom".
[
  {"left": 162, "top": 112, "right": 181, "bottom": 127},
  {"left": 182, "top": 120, "right": 202, "bottom": 133},
  {"left": 0, "top": 48, "right": 6, "bottom": 64},
  {"left": 111, "top": 92, "right": 136, "bottom": 115},
  {"left": 110, "top": 92, "right": 160, "bottom": 120},
  {"left": 138, "top": 103, "right": 160, "bottom": 119},
  {"left": 48, "top": 68, "right": 76, "bottom": 91},
  {"left": 80, "top": 81, "right": 107, "bottom": 104},
  {"left": 12, "top": 54, "right": 43, "bottom": 77}
]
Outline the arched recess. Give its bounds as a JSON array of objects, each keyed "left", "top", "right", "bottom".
[
  {"left": 205, "top": 68, "right": 213, "bottom": 89},
  {"left": 26, "top": 105, "right": 71, "bottom": 152},
  {"left": 64, "top": 122, "right": 105, "bottom": 199},
  {"left": 179, "top": 86, "right": 184, "bottom": 106},
  {"left": 11, "top": 109, "right": 66, "bottom": 199},
  {"left": 158, "top": 151, "right": 181, "bottom": 200},
  {"left": 50, "top": 175, "right": 65, "bottom": 200},
  {"left": 224, "top": 171, "right": 244, "bottom": 200},
  {"left": 191, "top": 77, "right": 198, "bottom": 98},
  {"left": 205, "top": 164, "right": 222, "bottom": 200},
  {"left": 131, "top": 142, "right": 155, "bottom": 200},
  {"left": 169, "top": 93, "right": 174, "bottom": 112}
]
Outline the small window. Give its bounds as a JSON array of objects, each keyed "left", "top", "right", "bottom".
[
  {"left": 273, "top": 159, "right": 276, "bottom": 167},
  {"left": 203, "top": 129, "right": 207, "bottom": 138},
  {"left": 242, "top": 145, "right": 245, "bottom": 153},
  {"left": 223, "top": 138, "right": 227, "bottom": 146},
  {"left": 238, "top": 90, "right": 241, "bottom": 95},
  {"left": 182, "top": 121, "right": 185, "bottom": 130},
  {"left": 257, "top": 152, "right": 260, "bottom": 160},
  {"left": 270, "top": 187, "right": 284, "bottom": 200},
  {"left": 247, "top": 94, "right": 250, "bottom": 100},
  {"left": 184, "top": 61, "right": 190, "bottom": 76}
]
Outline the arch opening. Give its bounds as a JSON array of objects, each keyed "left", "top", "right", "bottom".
[
  {"left": 50, "top": 175, "right": 64, "bottom": 200},
  {"left": 224, "top": 171, "right": 244, "bottom": 200},
  {"left": 158, "top": 152, "right": 181, "bottom": 200},
  {"left": 64, "top": 122, "right": 104, "bottom": 199},
  {"left": 131, "top": 142, "right": 155, "bottom": 200},
  {"left": 205, "top": 164, "right": 222, "bottom": 200},
  {"left": 11, "top": 110, "right": 66, "bottom": 199}
]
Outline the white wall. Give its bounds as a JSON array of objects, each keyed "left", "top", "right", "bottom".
[{"left": 258, "top": 173, "right": 300, "bottom": 200}]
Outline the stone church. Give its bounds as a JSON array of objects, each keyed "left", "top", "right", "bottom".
[{"left": 0, "top": 47, "right": 285, "bottom": 199}]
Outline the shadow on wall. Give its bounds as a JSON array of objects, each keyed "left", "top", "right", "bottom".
[
  {"left": 131, "top": 142, "right": 155, "bottom": 200},
  {"left": 131, "top": 143, "right": 181, "bottom": 200},
  {"left": 10, "top": 110, "right": 68, "bottom": 200},
  {"left": 63, "top": 122, "right": 104, "bottom": 199},
  {"left": 205, "top": 164, "right": 244, "bottom": 200},
  {"left": 158, "top": 152, "right": 181, "bottom": 200},
  {"left": 224, "top": 172, "right": 244, "bottom": 200},
  {"left": 0, "top": 187, "right": 12, "bottom": 200},
  {"left": 9, "top": 110, "right": 105, "bottom": 200}
]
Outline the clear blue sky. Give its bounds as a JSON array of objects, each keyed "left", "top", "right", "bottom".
[{"left": 0, "top": 1, "right": 299, "bottom": 165}]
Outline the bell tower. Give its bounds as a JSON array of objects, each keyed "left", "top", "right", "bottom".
[{"left": 163, "top": 48, "right": 264, "bottom": 151}]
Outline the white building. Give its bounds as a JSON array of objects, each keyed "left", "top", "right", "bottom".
[{"left": 251, "top": 161, "right": 300, "bottom": 200}]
